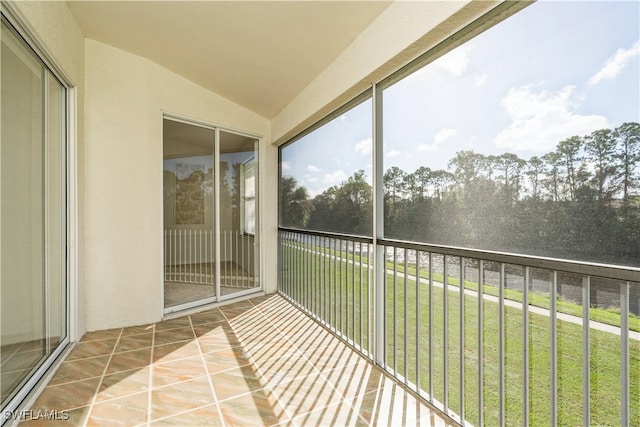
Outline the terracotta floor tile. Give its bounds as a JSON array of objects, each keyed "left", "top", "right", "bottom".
[
  {"left": 96, "top": 367, "right": 151, "bottom": 402},
  {"left": 322, "top": 359, "right": 385, "bottom": 400},
  {"left": 80, "top": 329, "right": 122, "bottom": 342},
  {"left": 218, "top": 391, "right": 287, "bottom": 427},
  {"left": 87, "top": 391, "right": 148, "bottom": 426},
  {"left": 210, "top": 366, "right": 265, "bottom": 401},
  {"left": 115, "top": 332, "right": 153, "bottom": 353},
  {"left": 152, "top": 340, "right": 200, "bottom": 363},
  {"left": 303, "top": 341, "right": 362, "bottom": 372},
  {"left": 246, "top": 338, "right": 298, "bottom": 363},
  {"left": 189, "top": 309, "right": 227, "bottom": 325},
  {"left": 154, "top": 317, "right": 193, "bottom": 332},
  {"left": 154, "top": 326, "right": 195, "bottom": 346},
  {"left": 271, "top": 373, "right": 343, "bottom": 418},
  {"left": 290, "top": 400, "right": 367, "bottom": 427},
  {"left": 258, "top": 352, "right": 316, "bottom": 387},
  {"left": 31, "top": 378, "right": 100, "bottom": 411},
  {"left": 150, "top": 377, "right": 214, "bottom": 421},
  {"left": 152, "top": 356, "right": 207, "bottom": 388},
  {"left": 202, "top": 347, "right": 252, "bottom": 374},
  {"left": 106, "top": 348, "right": 152, "bottom": 374},
  {"left": 150, "top": 403, "right": 224, "bottom": 426},
  {"left": 121, "top": 324, "right": 155, "bottom": 336},
  {"left": 24, "top": 294, "right": 449, "bottom": 427},
  {"left": 67, "top": 339, "right": 117, "bottom": 361},
  {"left": 49, "top": 356, "right": 110, "bottom": 385}
]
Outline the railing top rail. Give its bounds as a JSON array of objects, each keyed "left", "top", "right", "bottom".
[
  {"left": 278, "top": 227, "right": 640, "bottom": 282},
  {"left": 279, "top": 226, "right": 374, "bottom": 244},
  {"left": 377, "top": 237, "right": 640, "bottom": 283}
]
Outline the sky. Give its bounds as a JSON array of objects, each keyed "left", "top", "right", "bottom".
[{"left": 281, "top": 0, "right": 640, "bottom": 197}]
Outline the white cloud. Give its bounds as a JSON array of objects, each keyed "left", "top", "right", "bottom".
[
  {"left": 307, "top": 165, "right": 320, "bottom": 172},
  {"left": 281, "top": 161, "right": 291, "bottom": 171},
  {"left": 495, "top": 85, "right": 609, "bottom": 152},
  {"left": 433, "top": 44, "right": 472, "bottom": 76},
  {"left": 355, "top": 137, "right": 372, "bottom": 155},
  {"left": 386, "top": 150, "right": 402, "bottom": 158},
  {"left": 418, "top": 128, "right": 457, "bottom": 152},
  {"left": 323, "top": 170, "right": 348, "bottom": 185},
  {"left": 590, "top": 40, "right": 640, "bottom": 85},
  {"left": 475, "top": 74, "right": 488, "bottom": 87}
]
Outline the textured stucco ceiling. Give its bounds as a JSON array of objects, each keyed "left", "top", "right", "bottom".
[{"left": 67, "top": 1, "right": 392, "bottom": 119}]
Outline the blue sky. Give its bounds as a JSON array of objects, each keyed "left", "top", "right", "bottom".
[{"left": 281, "top": 0, "right": 640, "bottom": 196}]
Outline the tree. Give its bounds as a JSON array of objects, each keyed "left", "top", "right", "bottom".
[
  {"left": 494, "top": 153, "right": 526, "bottom": 203},
  {"left": 448, "top": 150, "right": 487, "bottom": 188},
  {"left": 584, "top": 128, "right": 618, "bottom": 201},
  {"left": 525, "top": 156, "right": 544, "bottom": 200},
  {"left": 556, "top": 136, "right": 584, "bottom": 201},
  {"left": 541, "top": 151, "right": 561, "bottom": 201},
  {"left": 614, "top": 122, "right": 640, "bottom": 202},
  {"left": 280, "top": 175, "right": 310, "bottom": 228}
]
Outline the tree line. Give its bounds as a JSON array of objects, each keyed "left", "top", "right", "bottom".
[{"left": 281, "top": 123, "right": 640, "bottom": 266}]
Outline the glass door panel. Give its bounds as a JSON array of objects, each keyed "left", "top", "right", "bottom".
[
  {"left": 163, "top": 119, "right": 216, "bottom": 311},
  {"left": 1, "top": 18, "right": 68, "bottom": 407},
  {"left": 219, "top": 131, "right": 260, "bottom": 298}
]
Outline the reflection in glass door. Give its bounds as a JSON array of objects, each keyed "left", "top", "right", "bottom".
[
  {"left": 1, "top": 17, "right": 68, "bottom": 410},
  {"left": 163, "top": 119, "right": 260, "bottom": 313}
]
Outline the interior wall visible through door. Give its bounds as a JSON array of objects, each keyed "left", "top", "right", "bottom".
[{"left": 162, "top": 118, "right": 260, "bottom": 313}]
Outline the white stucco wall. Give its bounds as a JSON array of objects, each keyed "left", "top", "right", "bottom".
[
  {"left": 271, "top": 0, "right": 498, "bottom": 145},
  {"left": 8, "top": 0, "right": 86, "bottom": 339},
  {"left": 84, "top": 39, "right": 273, "bottom": 331}
]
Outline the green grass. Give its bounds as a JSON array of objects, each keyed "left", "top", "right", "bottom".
[
  {"left": 296, "top": 241, "right": 640, "bottom": 333},
  {"left": 280, "top": 241, "right": 640, "bottom": 426}
]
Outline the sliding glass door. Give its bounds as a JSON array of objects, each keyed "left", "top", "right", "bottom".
[
  {"left": 163, "top": 118, "right": 260, "bottom": 313},
  {"left": 1, "top": 16, "right": 68, "bottom": 410}
]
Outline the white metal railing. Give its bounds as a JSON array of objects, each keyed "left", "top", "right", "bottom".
[
  {"left": 164, "top": 228, "right": 256, "bottom": 288},
  {"left": 279, "top": 228, "right": 373, "bottom": 356},
  {"left": 278, "top": 227, "right": 640, "bottom": 427}
]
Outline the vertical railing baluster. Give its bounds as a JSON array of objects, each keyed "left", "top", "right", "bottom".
[
  {"left": 582, "top": 275, "right": 590, "bottom": 427},
  {"left": 524, "top": 267, "right": 530, "bottom": 427},
  {"left": 302, "top": 234, "right": 306, "bottom": 310},
  {"left": 360, "top": 242, "right": 364, "bottom": 350},
  {"left": 499, "top": 263, "right": 505, "bottom": 427},
  {"left": 333, "top": 238, "right": 339, "bottom": 332},
  {"left": 306, "top": 234, "right": 310, "bottom": 310},
  {"left": 550, "top": 271, "right": 558, "bottom": 427},
  {"left": 393, "top": 246, "right": 398, "bottom": 374},
  {"left": 416, "top": 250, "right": 421, "bottom": 393},
  {"left": 459, "top": 257, "right": 465, "bottom": 424},
  {"left": 352, "top": 241, "right": 356, "bottom": 344},
  {"left": 178, "top": 230, "right": 182, "bottom": 283},
  {"left": 429, "top": 251, "right": 434, "bottom": 404},
  {"left": 337, "top": 239, "right": 342, "bottom": 333},
  {"left": 478, "top": 260, "right": 484, "bottom": 427},
  {"left": 404, "top": 248, "right": 408, "bottom": 384},
  {"left": 235, "top": 230, "right": 239, "bottom": 289},
  {"left": 620, "top": 281, "right": 630, "bottom": 427},
  {"left": 443, "top": 256, "right": 449, "bottom": 413}
]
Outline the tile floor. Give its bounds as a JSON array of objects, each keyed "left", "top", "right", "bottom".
[{"left": 25, "top": 294, "right": 453, "bottom": 426}]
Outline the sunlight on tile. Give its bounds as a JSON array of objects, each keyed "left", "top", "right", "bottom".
[{"left": 26, "top": 294, "right": 452, "bottom": 426}]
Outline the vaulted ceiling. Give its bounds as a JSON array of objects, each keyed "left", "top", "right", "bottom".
[{"left": 67, "top": 1, "right": 392, "bottom": 119}]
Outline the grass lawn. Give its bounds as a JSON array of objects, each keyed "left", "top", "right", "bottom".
[{"left": 280, "top": 239, "right": 640, "bottom": 426}]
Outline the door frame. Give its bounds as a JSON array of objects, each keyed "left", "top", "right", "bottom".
[{"left": 160, "top": 112, "right": 264, "bottom": 315}]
